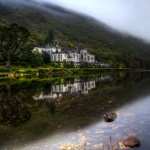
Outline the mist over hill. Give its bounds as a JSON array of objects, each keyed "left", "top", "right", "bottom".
[{"left": 0, "top": 0, "right": 150, "bottom": 68}]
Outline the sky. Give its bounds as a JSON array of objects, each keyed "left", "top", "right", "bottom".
[{"left": 34, "top": 0, "right": 150, "bottom": 42}]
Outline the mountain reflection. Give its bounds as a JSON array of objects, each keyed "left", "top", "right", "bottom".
[
  {"left": 0, "top": 72, "right": 149, "bottom": 150},
  {"left": 0, "top": 75, "right": 112, "bottom": 127}
]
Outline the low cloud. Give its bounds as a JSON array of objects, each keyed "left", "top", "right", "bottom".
[
  {"left": 1, "top": 0, "right": 150, "bottom": 42},
  {"left": 34, "top": 0, "right": 150, "bottom": 42}
]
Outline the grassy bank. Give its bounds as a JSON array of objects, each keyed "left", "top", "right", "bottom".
[{"left": 0, "top": 66, "right": 118, "bottom": 80}]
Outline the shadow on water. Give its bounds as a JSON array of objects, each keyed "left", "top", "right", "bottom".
[{"left": 0, "top": 71, "right": 150, "bottom": 149}]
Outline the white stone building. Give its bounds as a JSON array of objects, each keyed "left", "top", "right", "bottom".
[
  {"left": 33, "top": 45, "right": 96, "bottom": 64},
  {"left": 68, "top": 52, "right": 81, "bottom": 63},
  {"left": 33, "top": 45, "right": 61, "bottom": 55},
  {"left": 80, "top": 49, "right": 95, "bottom": 63},
  {"left": 51, "top": 53, "right": 68, "bottom": 62}
]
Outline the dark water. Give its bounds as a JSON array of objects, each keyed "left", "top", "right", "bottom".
[{"left": 0, "top": 72, "right": 150, "bottom": 150}]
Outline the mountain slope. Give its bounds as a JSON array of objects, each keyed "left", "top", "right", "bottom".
[{"left": 0, "top": 0, "right": 150, "bottom": 68}]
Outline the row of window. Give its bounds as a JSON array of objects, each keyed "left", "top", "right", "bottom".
[{"left": 51, "top": 53, "right": 95, "bottom": 62}]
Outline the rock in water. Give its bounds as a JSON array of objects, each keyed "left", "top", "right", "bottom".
[
  {"left": 122, "top": 136, "right": 141, "bottom": 148},
  {"left": 103, "top": 112, "right": 117, "bottom": 122}
]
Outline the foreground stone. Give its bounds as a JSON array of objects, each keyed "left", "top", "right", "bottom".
[
  {"left": 59, "top": 144, "right": 80, "bottom": 150},
  {"left": 122, "top": 136, "right": 141, "bottom": 148},
  {"left": 103, "top": 112, "right": 117, "bottom": 122}
]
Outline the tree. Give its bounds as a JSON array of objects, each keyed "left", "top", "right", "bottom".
[
  {"left": 0, "top": 24, "right": 30, "bottom": 67},
  {"left": 45, "top": 30, "right": 54, "bottom": 46},
  {"left": 42, "top": 51, "right": 51, "bottom": 64}
]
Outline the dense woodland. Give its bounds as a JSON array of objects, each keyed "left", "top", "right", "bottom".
[
  {"left": 0, "top": 23, "right": 52, "bottom": 67},
  {"left": 0, "top": 1, "right": 150, "bottom": 68}
]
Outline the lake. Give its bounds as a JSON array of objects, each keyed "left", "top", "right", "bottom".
[{"left": 0, "top": 71, "right": 150, "bottom": 150}]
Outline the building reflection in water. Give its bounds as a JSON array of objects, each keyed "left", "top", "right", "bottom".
[{"left": 33, "top": 76, "right": 112, "bottom": 102}]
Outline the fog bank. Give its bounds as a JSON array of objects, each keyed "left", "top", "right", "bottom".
[
  {"left": 1, "top": 0, "right": 150, "bottom": 42},
  {"left": 34, "top": 0, "right": 150, "bottom": 42}
]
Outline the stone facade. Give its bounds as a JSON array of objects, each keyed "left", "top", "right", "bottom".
[
  {"left": 51, "top": 53, "right": 68, "bottom": 62},
  {"left": 80, "top": 49, "right": 95, "bottom": 63},
  {"left": 33, "top": 46, "right": 95, "bottom": 64}
]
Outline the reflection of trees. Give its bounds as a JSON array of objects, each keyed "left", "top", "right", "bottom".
[
  {"left": 36, "top": 98, "right": 56, "bottom": 116},
  {"left": 0, "top": 85, "right": 31, "bottom": 126},
  {"left": 46, "top": 100, "right": 56, "bottom": 115}
]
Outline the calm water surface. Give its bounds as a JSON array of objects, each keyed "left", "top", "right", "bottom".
[{"left": 0, "top": 72, "right": 150, "bottom": 150}]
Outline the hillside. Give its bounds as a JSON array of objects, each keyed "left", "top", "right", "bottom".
[{"left": 0, "top": 0, "right": 150, "bottom": 68}]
